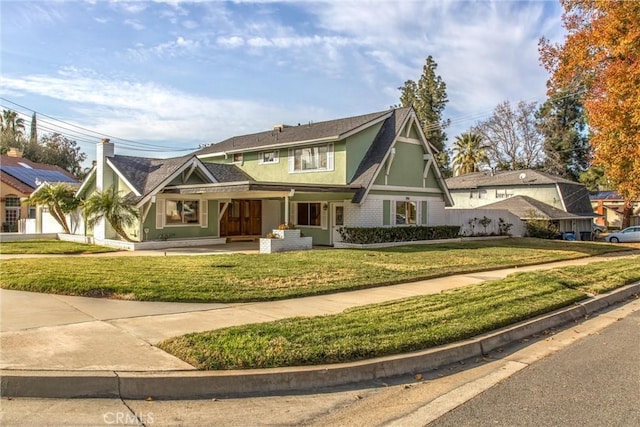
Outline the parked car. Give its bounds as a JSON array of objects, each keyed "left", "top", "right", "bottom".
[
  {"left": 605, "top": 226, "right": 640, "bottom": 243},
  {"left": 592, "top": 223, "right": 606, "bottom": 235}
]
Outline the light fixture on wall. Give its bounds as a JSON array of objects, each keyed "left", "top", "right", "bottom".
[{"left": 323, "top": 203, "right": 328, "bottom": 211}]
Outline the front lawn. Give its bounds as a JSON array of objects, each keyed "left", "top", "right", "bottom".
[
  {"left": 158, "top": 258, "right": 640, "bottom": 369},
  {"left": 0, "top": 239, "right": 117, "bottom": 255},
  {"left": 0, "top": 238, "right": 633, "bottom": 302}
]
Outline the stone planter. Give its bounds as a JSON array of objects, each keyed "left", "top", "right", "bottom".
[{"left": 260, "top": 229, "right": 313, "bottom": 254}]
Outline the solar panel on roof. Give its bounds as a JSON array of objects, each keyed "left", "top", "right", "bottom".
[{"left": 0, "top": 165, "right": 77, "bottom": 188}]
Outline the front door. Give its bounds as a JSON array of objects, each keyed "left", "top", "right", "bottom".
[
  {"left": 220, "top": 200, "right": 262, "bottom": 237},
  {"left": 331, "top": 203, "right": 345, "bottom": 245}
]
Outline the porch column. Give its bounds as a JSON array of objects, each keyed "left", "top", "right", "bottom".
[{"left": 284, "top": 195, "right": 290, "bottom": 224}]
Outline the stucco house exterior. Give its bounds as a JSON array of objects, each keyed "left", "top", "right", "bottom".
[
  {"left": 75, "top": 107, "right": 453, "bottom": 249},
  {"left": 0, "top": 149, "right": 78, "bottom": 233},
  {"left": 589, "top": 191, "right": 640, "bottom": 229},
  {"left": 446, "top": 170, "right": 596, "bottom": 240}
]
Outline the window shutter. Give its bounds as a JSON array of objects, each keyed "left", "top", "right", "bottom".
[
  {"left": 383, "top": 200, "right": 391, "bottom": 226},
  {"left": 421, "top": 201, "right": 428, "bottom": 225},
  {"left": 200, "top": 199, "right": 208, "bottom": 228},
  {"left": 155, "top": 199, "right": 164, "bottom": 230},
  {"left": 327, "top": 143, "right": 334, "bottom": 171},
  {"left": 288, "top": 148, "right": 295, "bottom": 173}
]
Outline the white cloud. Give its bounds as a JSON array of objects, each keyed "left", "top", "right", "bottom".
[
  {"left": 0, "top": 69, "right": 323, "bottom": 155},
  {"left": 124, "top": 18, "right": 145, "bottom": 30}
]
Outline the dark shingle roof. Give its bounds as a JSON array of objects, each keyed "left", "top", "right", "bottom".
[
  {"left": 195, "top": 109, "right": 394, "bottom": 156},
  {"left": 203, "top": 163, "right": 254, "bottom": 182},
  {"left": 446, "top": 169, "right": 579, "bottom": 190},
  {"left": 350, "top": 108, "right": 412, "bottom": 202},
  {"left": 556, "top": 182, "right": 594, "bottom": 215},
  {"left": 483, "top": 195, "right": 593, "bottom": 220},
  {"left": 109, "top": 155, "right": 192, "bottom": 197}
]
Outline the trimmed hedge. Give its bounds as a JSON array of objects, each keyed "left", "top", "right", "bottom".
[{"left": 338, "top": 225, "right": 461, "bottom": 244}]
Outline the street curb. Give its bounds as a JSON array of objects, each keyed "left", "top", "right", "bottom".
[{"left": 1, "top": 282, "right": 638, "bottom": 400}]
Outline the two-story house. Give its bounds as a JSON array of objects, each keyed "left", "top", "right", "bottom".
[
  {"left": 76, "top": 107, "right": 453, "bottom": 248},
  {"left": 446, "top": 169, "right": 596, "bottom": 239}
]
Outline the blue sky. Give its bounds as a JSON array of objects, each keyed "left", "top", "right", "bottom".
[{"left": 1, "top": 0, "right": 565, "bottom": 162}]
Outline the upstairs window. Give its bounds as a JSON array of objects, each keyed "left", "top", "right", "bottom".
[
  {"left": 496, "top": 189, "right": 514, "bottom": 199},
  {"left": 232, "top": 153, "right": 243, "bottom": 163},
  {"left": 259, "top": 150, "right": 279, "bottom": 164},
  {"left": 289, "top": 144, "right": 334, "bottom": 173}
]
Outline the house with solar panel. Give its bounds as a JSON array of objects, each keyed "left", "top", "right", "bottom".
[
  {"left": 0, "top": 148, "right": 79, "bottom": 233},
  {"left": 75, "top": 107, "right": 453, "bottom": 249}
]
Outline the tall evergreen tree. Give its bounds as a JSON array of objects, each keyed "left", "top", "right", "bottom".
[
  {"left": 536, "top": 87, "right": 589, "bottom": 181},
  {"left": 398, "top": 55, "right": 451, "bottom": 176},
  {"left": 29, "top": 112, "right": 37, "bottom": 145}
]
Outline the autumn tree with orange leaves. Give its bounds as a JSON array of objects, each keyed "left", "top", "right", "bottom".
[{"left": 540, "top": 0, "right": 640, "bottom": 228}]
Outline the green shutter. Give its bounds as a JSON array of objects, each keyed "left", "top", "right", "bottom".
[
  {"left": 383, "top": 200, "right": 391, "bottom": 226},
  {"left": 421, "top": 201, "right": 428, "bottom": 225}
]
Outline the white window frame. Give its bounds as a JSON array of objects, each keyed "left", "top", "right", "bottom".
[
  {"left": 293, "top": 202, "right": 325, "bottom": 228},
  {"left": 259, "top": 150, "right": 279, "bottom": 164},
  {"left": 394, "top": 201, "right": 417, "bottom": 226},
  {"left": 164, "top": 199, "right": 201, "bottom": 227},
  {"left": 288, "top": 143, "right": 334, "bottom": 173},
  {"left": 496, "top": 188, "right": 514, "bottom": 199}
]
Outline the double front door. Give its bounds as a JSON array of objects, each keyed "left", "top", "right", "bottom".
[{"left": 220, "top": 200, "right": 262, "bottom": 237}]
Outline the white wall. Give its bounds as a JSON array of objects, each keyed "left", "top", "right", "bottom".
[
  {"left": 344, "top": 199, "right": 384, "bottom": 227},
  {"left": 450, "top": 185, "right": 563, "bottom": 211},
  {"left": 445, "top": 208, "right": 526, "bottom": 237}
]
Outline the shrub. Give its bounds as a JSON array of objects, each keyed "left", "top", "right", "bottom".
[
  {"left": 338, "top": 225, "right": 461, "bottom": 244},
  {"left": 525, "top": 219, "right": 557, "bottom": 239},
  {"left": 498, "top": 218, "right": 513, "bottom": 236}
]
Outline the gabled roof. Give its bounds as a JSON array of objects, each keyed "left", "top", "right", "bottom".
[
  {"left": 108, "top": 155, "right": 198, "bottom": 198},
  {"left": 78, "top": 154, "right": 250, "bottom": 206},
  {"left": 195, "top": 109, "right": 394, "bottom": 156},
  {"left": 446, "top": 169, "right": 579, "bottom": 190},
  {"left": 0, "top": 155, "right": 78, "bottom": 194},
  {"left": 556, "top": 181, "right": 594, "bottom": 216},
  {"left": 483, "top": 195, "right": 594, "bottom": 220}
]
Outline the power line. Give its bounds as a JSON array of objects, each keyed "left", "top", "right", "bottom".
[{"left": 0, "top": 97, "right": 198, "bottom": 152}]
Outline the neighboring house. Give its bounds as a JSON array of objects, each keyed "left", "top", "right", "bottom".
[
  {"left": 75, "top": 107, "right": 453, "bottom": 248},
  {"left": 446, "top": 169, "right": 595, "bottom": 240},
  {"left": 589, "top": 191, "right": 640, "bottom": 228},
  {"left": 0, "top": 149, "right": 78, "bottom": 232}
]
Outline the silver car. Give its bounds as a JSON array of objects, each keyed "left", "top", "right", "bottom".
[{"left": 605, "top": 226, "right": 640, "bottom": 243}]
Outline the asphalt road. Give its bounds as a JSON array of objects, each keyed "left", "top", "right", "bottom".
[
  {"left": 430, "top": 307, "right": 640, "bottom": 427},
  {"left": 1, "top": 298, "right": 638, "bottom": 426}
]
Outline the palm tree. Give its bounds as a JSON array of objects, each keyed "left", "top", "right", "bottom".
[
  {"left": 1, "top": 109, "right": 26, "bottom": 152},
  {"left": 83, "top": 187, "right": 139, "bottom": 242},
  {"left": 1, "top": 109, "right": 26, "bottom": 138},
  {"left": 452, "top": 132, "right": 489, "bottom": 176},
  {"left": 25, "top": 183, "right": 80, "bottom": 234}
]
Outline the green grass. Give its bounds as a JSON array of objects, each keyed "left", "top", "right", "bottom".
[
  {"left": 158, "top": 258, "right": 640, "bottom": 370},
  {"left": 0, "top": 239, "right": 117, "bottom": 255},
  {"left": 0, "top": 238, "right": 634, "bottom": 302}
]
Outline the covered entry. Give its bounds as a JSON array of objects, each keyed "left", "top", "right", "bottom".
[{"left": 220, "top": 199, "right": 262, "bottom": 237}]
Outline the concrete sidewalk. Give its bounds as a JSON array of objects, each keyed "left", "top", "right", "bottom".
[{"left": 1, "top": 251, "right": 638, "bottom": 374}]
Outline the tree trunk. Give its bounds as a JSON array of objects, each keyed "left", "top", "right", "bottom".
[
  {"left": 112, "top": 223, "right": 136, "bottom": 242},
  {"left": 50, "top": 204, "right": 71, "bottom": 234},
  {"left": 622, "top": 200, "right": 632, "bottom": 229}
]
